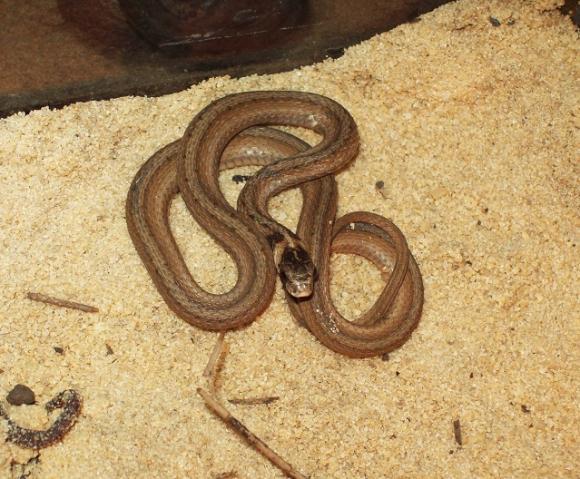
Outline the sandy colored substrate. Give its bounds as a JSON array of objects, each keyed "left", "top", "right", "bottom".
[{"left": 1, "top": 0, "right": 578, "bottom": 477}]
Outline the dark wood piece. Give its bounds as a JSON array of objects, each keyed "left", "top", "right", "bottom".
[{"left": 0, "top": 0, "right": 453, "bottom": 117}]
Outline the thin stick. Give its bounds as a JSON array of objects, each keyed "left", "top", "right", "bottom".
[
  {"left": 228, "top": 396, "right": 280, "bottom": 406},
  {"left": 203, "top": 333, "right": 226, "bottom": 378},
  {"left": 26, "top": 292, "right": 99, "bottom": 313},
  {"left": 197, "top": 388, "right": 308, "bottom": 479}
]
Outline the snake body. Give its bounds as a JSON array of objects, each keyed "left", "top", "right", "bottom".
[{"left": 126, "top": 91, "right": 423, "bottom": 357}]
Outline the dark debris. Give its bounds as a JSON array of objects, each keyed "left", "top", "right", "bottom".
[
  {"left": 453, "top": 419, "right": 463, "bottom": 446},
  {"left": 7, "top": 384, "right": 36, "bottom": 406},
  {"left": 232, "top": 174, "right": 252, "bottom": 184}
]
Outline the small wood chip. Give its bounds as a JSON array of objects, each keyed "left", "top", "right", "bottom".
[
  {"left": 7, "top": 384, "right": 36, "bottom": 406},
  {"left": 453, "top": 419, "right": 463, "bottom": 446},
  {"left": 26, "top": 292, "right": 99, "bottom": 313},
  {"left": 214, "top": 472, "right": 238, "bottom": 479},
  {"left": 228, "top": 396, "right": 280, "bottom": 406},
  {"left": 452, "top": 22, "right": 474, "bottom": 31}
]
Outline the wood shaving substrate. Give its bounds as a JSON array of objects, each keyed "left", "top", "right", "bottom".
[{"left": 0, "top": 1, "right": 578, "bottom": 478}]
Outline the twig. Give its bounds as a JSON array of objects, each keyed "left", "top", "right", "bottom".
[
  {"left": 203, "top": 333, "right": 226, "bottom": 394},
  {"left": 203, "top": 333, "right": 226, "bottom": 377},
  {"left": 26, "top": 292, "right": 98, "bottom": 313},
  {"left": 197, "top": 388, "right": 308, "bottom": 479},
  {"left": 228, "top": 396, "right": 280, "bottom": 406}
]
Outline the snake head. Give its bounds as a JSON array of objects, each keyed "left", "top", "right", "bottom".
[{"left": 279, "top": 245, "right": 316, "bottom": 298}]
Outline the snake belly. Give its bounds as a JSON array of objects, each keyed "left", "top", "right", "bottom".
[{"left": 126, "top": 91, "right": 423, "bottom": 356}]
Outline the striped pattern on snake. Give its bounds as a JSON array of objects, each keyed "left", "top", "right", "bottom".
[{"left": 126, "top": 91, "right": 423, "bottom": 357}]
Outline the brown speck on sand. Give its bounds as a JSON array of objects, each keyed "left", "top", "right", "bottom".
[
  {"left": 6, "top": 385, "right": 36, "bottom": 406},
  {"left": 375, "top": 179, "right": 388, "bottom": 199}
]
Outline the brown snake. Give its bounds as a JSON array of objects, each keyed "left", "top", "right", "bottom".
[{"left": 126, "top": 91, "right": 423, "bottom": 357}]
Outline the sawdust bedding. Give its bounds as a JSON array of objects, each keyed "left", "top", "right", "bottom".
[{"left": 0, "top": 0, "right": 578, "bottom": 477}]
